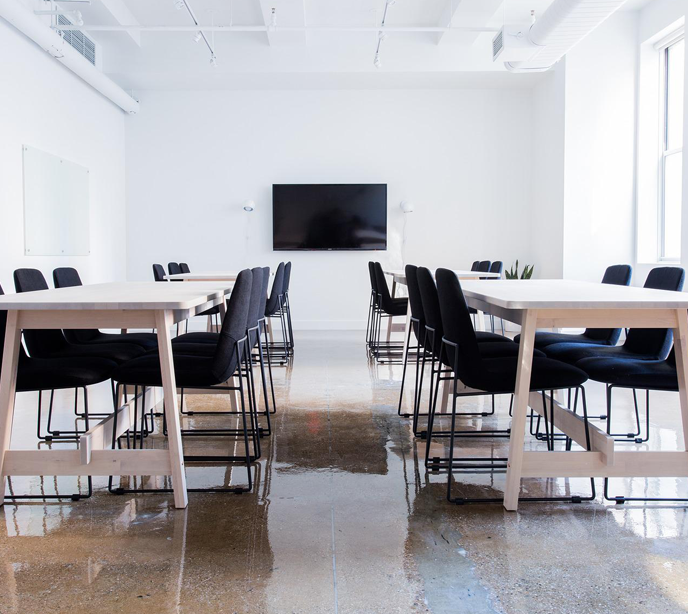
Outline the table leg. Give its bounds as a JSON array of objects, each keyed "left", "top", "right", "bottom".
[
  {"left": 504, "top": 309, "right": 537, "bottom": 511},
  {"left": 475, "top": 309, "right": 486, "bottom": 332},
  {"left": 155, "top": 310, "right": 188, "bottom": 509},
  {"left": 386, "top": 279, "right": 398, "bottom": 343},
  {"left": 672, "top": 309, "right": 688, "bottom": 449},
  {"left": 0, "top": 312, "right": 21, "bottom": 504}
]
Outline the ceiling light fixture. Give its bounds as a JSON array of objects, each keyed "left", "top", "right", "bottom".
[
  {"left": 193, "top": 31, "right": 202, "bottom": 42},
  {"left": 269, "top": 7, "right": 277, "bottom": 32},
  {"left": 373, "top": 0, "right": 395, "bottom": 70},
  {"left": 210, "top": 54, "right": 218, "bottom": 67},
  {"left": 373, "top": 53, "right": 381, "bottom": 68},
  {"left": 174, "top": 0, "right": 185, "bottom": 10}
]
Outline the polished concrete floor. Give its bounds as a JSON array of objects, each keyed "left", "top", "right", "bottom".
[{"left": 1, "top": 331, "right": 688, "bottom": 613}]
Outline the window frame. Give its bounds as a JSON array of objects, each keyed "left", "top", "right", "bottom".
[{"left": 658, "top": 32, "right": 684, "bottom": 262}]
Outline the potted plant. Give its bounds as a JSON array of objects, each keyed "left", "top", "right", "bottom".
[{"left": 505, "top": 260, "right": 534, "bottom": 280}]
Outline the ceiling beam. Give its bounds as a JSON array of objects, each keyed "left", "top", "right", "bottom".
[
  {"left": 436, "top": 0, "right": 503, "bottom": 46},
  {"left": 91, "top": 0, "right": 141, "bottom": 47},
  {"left": 257, "top": 0, "right": 306, "bottom": 46}
]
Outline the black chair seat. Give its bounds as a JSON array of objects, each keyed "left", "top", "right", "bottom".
[
  {"left": 114, "top": 352, "right": 219, "bottom": 388},
  {"left": 47, "top": 342, "right": 146, "bottom": 364},
  {"left": 17, "top": 356, "right": 117, "bottom": 391},
  {"left": 543, "top": 342, "right": 661, "bottom": 365},
  {"left": 77, "top": 331, "right": 158, "bottom": 351},
  {"left": 198, "top": 305, "right": 221, "bottom": 317},
  {"left": 476, "top": 331, "right": 510, "bottom": 343},
  {"left": 462, "top": 356, "right": 588, "bottom": 393},
  {"left": 172, "top": 332, "right": 218, "bottom": 345},
  {"left": 385, "top": 297, "right": 408, "bottom": 316},
  {"left": 514, "top": 331, "right": 616, "bottom": 350},
  {"left": 577, "top": 356, "right": 678, "bottom": 391},
  {"left": 477, "top": 342, "right": 546, "bottom": 359}
]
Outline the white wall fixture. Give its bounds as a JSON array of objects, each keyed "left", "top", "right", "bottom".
[
  {"left": 23, "top": 145, "right": 90, "bottom": 256},
  {"left": 0, "top": 0, "right": 138, "bottom": 113},
  {"left": 243, "top": 200, "right": 256, "bottom": 212}
]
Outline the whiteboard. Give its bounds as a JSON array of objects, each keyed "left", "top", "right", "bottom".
[{"left": 23, "top": 145, "right": 90, "bottom": 256}]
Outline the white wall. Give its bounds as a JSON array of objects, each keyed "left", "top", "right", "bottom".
[
  {"left": 125, "top": 89, "right": 534, "bottom": 330},
  {"left": 562, "top": 11, "right": 638, "bottom": 283},
  {"left": 530, "top": 62, "right": 566, "bottom": 280},
  {"left": 0, "top": 19, "right": 127, "bottom": 291}
]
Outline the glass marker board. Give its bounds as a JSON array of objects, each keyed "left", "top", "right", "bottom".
[{"left": 23, "top": 145, "right": 90, "bottom": 256}]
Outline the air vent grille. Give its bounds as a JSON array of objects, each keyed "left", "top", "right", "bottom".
[
  {"left": 56, "top": 14, "right": 96, "bottom": 66},
  {"left": 492, "top": 29, "right": 504, "bottom": 60}
]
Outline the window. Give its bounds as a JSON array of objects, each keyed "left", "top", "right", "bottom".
[{"left": 659, "top": 35, "right": 684, "bottom": 261}]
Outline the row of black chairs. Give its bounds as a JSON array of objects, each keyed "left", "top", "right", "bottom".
[
  {"left": 2, "top": 264, "right": 289, "bottom": 501},
  {"left": 396, "top": 263, "right": 686, "bottom": 505},
  {"left": 153, "top": 261, "right": 295, "bottom": 364}
]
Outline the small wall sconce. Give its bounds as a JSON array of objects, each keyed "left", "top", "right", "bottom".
[
  {"left": 400, "top": 200, "right": 414, "bottom": 213},
  {"left": 243, "top": 200, "right": 256, "bottom": 212}
]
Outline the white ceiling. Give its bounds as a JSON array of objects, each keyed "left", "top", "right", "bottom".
[{"left": 51, "top": 0, "right": 652, "bottom": 91}]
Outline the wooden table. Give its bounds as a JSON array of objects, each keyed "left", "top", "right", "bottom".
[
  {"left": 0, "top": 281, "right": 234, "bottom": 509},
  {"left": 459, "top": 279, "right": 688, "bottom": 511}
]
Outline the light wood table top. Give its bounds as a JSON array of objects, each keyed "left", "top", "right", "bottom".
[{"left": 0, "top": 281, "right": 231, "bottom": 312}]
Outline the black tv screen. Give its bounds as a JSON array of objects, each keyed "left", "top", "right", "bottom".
[{"left": 272, "top": 184, "right": 387, "bottom": 251}]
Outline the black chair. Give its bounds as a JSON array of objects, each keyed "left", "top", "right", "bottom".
[
  {"left": 468, "top": 261, "right": 492, "bottom": 324},
  {"left": 277, "top": 262, "right": 294, "bottom": 356},
  {"left": 264, "top": 263, "right": 291, "bottom": 365},
  {"left": 487, "top": 261, "right": 505, "bottom": 334},
  {"left": 435, "top": 268, "right": 594, "bottom": 504},
  {"left": 397, "top": 265, "right": 430, "bottom": 419},
  {"left": 543, "top": 266, "right": 684, "bottom": 442},
  {"left": 416, "top": 266, "right": 521, "bottom": 445},
  {"left": 53, "top": 267, "right": 158, "bottom": 351},
  {"left": 578, "top": 347, "right": 686, "bottom": 503},
  {"left": 180, "top": 263, "right": 190, "bottom": 274},
  {"left": 470, "top": 261, "right": 480, "bottom": 271},
  {"left": 112, "top": 269, "right": 258, "bottom": 493},
  {"left": 168, "top": 262, "right": 182, "bottom": 280},
  {"left": 13, "top": 269, "right": 145, "bottom": 441},
  {"left": 173, "top": 267, "right": 274, "bottom": 435},
  {"left": 515, "top": 264, "right": 633, "bottom": 349},
  {"left": 370, "top": 262, "right": 407, "bottom": 364},
  {"left": 0, "top": 283, "right": 117, "bottom": 500},
  {"left": 152, "top": 264, "right": 167, "bottom": 282}
]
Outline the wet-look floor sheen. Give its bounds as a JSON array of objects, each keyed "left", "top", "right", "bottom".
[{"left": 1, "top": 331, "right": 688, "bottom": 613}]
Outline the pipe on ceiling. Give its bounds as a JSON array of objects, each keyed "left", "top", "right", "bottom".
[{"left": 0, "top": 0, "right": 139, "bottom": 114}]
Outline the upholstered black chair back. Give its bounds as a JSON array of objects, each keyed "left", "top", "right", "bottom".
[
  {"left": 405, "top": 264, "right": 424, "bottom": 340},
  {"left": 152, "top": 264, "right": 166, "bottom": 282},
  {"left": 470, "top": 261, "right": 480, "bottom": 271},
  {"left": 372, "top": 262, "right": 400, "bottom": 314},
  {"left": 212, "top": 269, "right": 252, "bottom": 383},
  {"left": 583, "top": 264, "right": 633, "bottom": 344},
  {"left": 53, "top": 267, "right": 82, "bottom": 288},
  {"left": 259, "top": 267, "right": 270, "bottom": 318},
  {"left": 368, "top": 262, "right": 378, "bottom": 294},
  {"left": 247, "top": 267, "right": 264, "bottom": 346},
  {"left": 477, "top": 261, "right": 491, "bottom": 273},
  {"left": 52, "top": 267, "right": 101, "bottom": 344},
  {"left": 416, "top": 267, "right": 444, "bottom": 359},
  {"left": 283, "top": 262, "right": 292, "bottom": 294},
  {"left": 265, "top": 262, "right": 285, "bottom": 316},
  {"left": 14, "top": 269, "right": 69, "bottom": 358},
  {"left": 179, "top": 263, "right": 190, "bottom": 274},
  {"left": 168, "top": 262, "right": 182, "bottom": 281},
  {"left": 436, "top": 268, "right": 483, "bottom": 378},
  {"left": 489, "top": 261, "right": 503, "bottom": 276},
  {"left": 623, "top": 266, "right": 685, "bottom": 358}
]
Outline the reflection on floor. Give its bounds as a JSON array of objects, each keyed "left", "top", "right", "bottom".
[{"left": 1, "top": 331, "right": 688, "bottom": 613}]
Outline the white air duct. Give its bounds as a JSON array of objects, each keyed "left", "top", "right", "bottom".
[
  {"left": 502, "top": 0, "right": 629, "bottom": 73},
  {"left": 0, "top": 0, "right": 139, "bottom": 114}
]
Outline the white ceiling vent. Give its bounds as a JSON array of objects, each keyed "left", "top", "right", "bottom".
[
  {"left": 496, "top": 0, "right": 629, "bottom": 73},
  {"left": 56, "top": 13, "right": 95, "bottom": 66}
]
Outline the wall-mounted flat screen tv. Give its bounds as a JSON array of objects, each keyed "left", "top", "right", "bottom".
[{"left": 272, "top": 184, "right": 387, "bottom": 251}]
